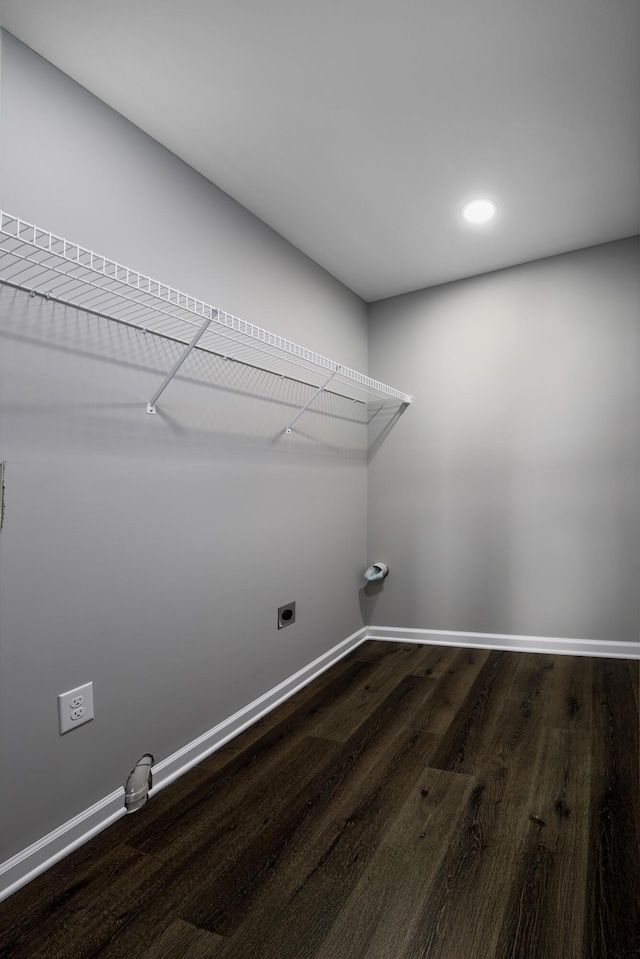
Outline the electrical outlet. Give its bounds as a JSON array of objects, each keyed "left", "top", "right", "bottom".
[
  {"left": 59, "top": 682, "right": 94, "bottom": 734},
  {"left": 278, "top": 602, "right": 296, "bottom": 629}
]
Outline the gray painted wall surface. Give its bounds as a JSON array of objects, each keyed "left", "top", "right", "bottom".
[
  {"left": 0, "top": 33, "right": 368, "bottom": 862},
  {"left": 367, "top": 239, "right": 639, "bottom": 643}
]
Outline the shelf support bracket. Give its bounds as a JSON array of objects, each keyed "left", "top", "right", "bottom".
[
  {"left": 147, "top": 312, "right": 217, "bottom": 414},
  {"left": 284, "top": 367, "right": 340, "bottom": 434}
]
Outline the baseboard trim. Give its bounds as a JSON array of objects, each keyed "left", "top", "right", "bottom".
[
  {"left": 2, "top": 622, "right": 636, "bottom": 902},
  {"left": 364, "top": 625, "right": 640, "bottom": 660},
  {"left": 0, "top": 626, "right": 368, "bottom": 903}
]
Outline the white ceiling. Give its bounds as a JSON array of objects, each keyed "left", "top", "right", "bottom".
[{"left": 0, "top": 0, "right": 638, "bottom": 301}]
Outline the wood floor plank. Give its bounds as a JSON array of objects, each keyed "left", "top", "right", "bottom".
[
  {"left": 400, "top": 766, "right": 530, "bottom": 958},
  {"left": 177, "top": 674, "right": 438, "bottom": 943},
  {"left": 309, "top": 645, "right": 443, "bottom": 742},
  {"left": 584, "top": 657, "right": 640, "bottom": 958},
  {"left": 438, "top": 653, "right": 559, "bottom": 780},
  {"left": 629, "top": 657, "right": 639, "bottom": 714},
  {"left": 353, "top": 639, "right": 413, "bottom": 663},
  {"left": 353, "top": 641, "right": 461, "bottom": 679},
  {"left": 386, "top": 643, "right": 463, "bottom": 678},
  {"left": 0, "top": 644, "right": 637, "bottom": 959},
  {"left": 310, "top": 766, "right": 479, "bottom": 959},
  {"left": 126, "top": 660, "right": 375, "bottom": 862},
  {"left": 0, "top": 844, "right": 163, "bottom": 959},
  {"left": 195, "top": 729, "right": 445, "bottom": 958},
  {"left": 492, "top": 727, "right": 592, "bottom": 959},
  {"left": 427, "top": 650, "right": 513, "bottom": 773},
  {"left": 401, "top": 643, "right": 463, "bottom": 679},
  {"left": 87, "top": 736, "right": 340, "bottom": 959},
  {"left": 130, "top": 733, "right": 338, "bottom": 867},
  {"left": 0, "top": 765, "right": 213, "bottom": 937},
  {"left": 542, "top": 652, "right": 594, "bottom": 731},
  {"left": 0, "top": 737, "right": 336, "bottom": 959},
  {"left": 71, "top": 676, "right": 430, "bottom": 958},
  {"left": 196, "top": 656, "right": 372, "bottom": 773},
  {"left": 398, "top": 646, "right": 492, "bottom": 736},
  {"left": 370, "top": 724, "right": 589, "bottom": 959},
  {"left": 196, "top": 653, "right": 368, "bottom": 769},
  {"left": 139, "top": 919, "right": 226, "bottom": 958},
  {"left": 504, "top": 650, "right": 557, "bottom": 707}
]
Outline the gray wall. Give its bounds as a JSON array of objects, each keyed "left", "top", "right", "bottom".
[
  {"left": 0, "top": 33, "right": 368, "bottom": 862},
  {"left": 367, "top": 238, "right": 639, "bottom": 643}
]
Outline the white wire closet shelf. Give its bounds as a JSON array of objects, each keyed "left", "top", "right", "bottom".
[{"left": 0, "top": 211, "right": 412, "bottom": 431}]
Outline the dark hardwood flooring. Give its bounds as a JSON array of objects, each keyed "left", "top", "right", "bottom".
[{"left": 1, "top": 642, "right": 638, "bottom": 958}]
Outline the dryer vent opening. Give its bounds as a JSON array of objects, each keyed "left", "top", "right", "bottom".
[{"left": 124, "top": 753, "right": 154, "bottom": 813}]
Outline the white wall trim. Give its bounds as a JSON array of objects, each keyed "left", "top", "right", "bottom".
[
  {"left": 1, "top": 622, "right": 637, "bottom": 902},
  {"left": 364, "top": 625, "right": 640, "bottom": 659},
  {"left": 0, "top": 626, "right": 368, "bottom": 903}
]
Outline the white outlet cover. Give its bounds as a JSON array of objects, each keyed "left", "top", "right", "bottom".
[{"left": 58, "top": 682, "right": 94, "bottom": 734}]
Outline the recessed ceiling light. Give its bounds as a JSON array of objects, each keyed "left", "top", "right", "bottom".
[{"left": 461, "top": 198, "right": 497, "bottom": 224}]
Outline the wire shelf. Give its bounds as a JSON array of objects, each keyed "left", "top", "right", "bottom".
[{"left": 0, "top": 211, "right": 412, "bottom": 423}]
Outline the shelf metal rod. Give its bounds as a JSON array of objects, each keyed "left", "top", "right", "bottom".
[
  {"left": 0, "top": 277, "right": 372, "bottom": 404},
  {"left": 0, "top": 246, "right": 381, "bottom": 400},
  {"left": 147, "top": 312, "right": 217, "bottom": 414},
  {"left": 0, "top": 211, "right": 413, "bottom": 408},
  {"left": 284, "top": 368, "right": 339, "bottom": 434}
]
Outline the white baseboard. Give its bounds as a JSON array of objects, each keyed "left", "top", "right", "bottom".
[
  {"left": 1, "top": 622, "right": 636, "bottom": 902},
  {"left": 364, "top": 625, "right": 640, "bottom": 660},
  {"left": 0, "top": 627, "right": 368, "bottom": 903}
]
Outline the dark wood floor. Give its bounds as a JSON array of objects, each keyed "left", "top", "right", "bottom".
[{"left": 1, "top": 642, "right": 639, "bottom": 958}]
